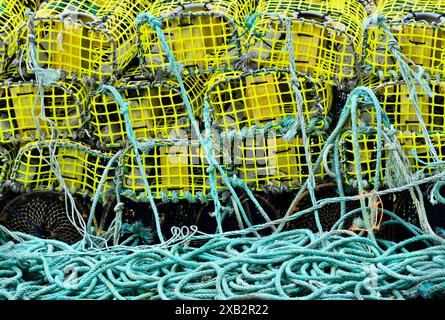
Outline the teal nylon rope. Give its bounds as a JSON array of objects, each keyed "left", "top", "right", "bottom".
[
  {"left": 135, "top": 12, "right": 263, "bottom": 234},
  {"left": 95, "top": 85, "right": 165, "bottom": 244}
]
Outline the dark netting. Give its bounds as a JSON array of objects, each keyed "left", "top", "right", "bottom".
[{"left": 0, "top": 192, "right": 84, "bottom": 244}]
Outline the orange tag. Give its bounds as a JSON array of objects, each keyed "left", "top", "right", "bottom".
[{"left": 350, "top": 190, "right": 384, "bottom": 231}]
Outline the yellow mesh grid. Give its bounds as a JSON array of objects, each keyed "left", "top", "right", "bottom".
[
  {"left": 400, "top": 131, "right": 445, "bottom": 175},
  {"left": 341, "top": 130, "right": 445, "bottom": 186},
  {"left": 375, "top": 0, "right": 445, "bottom": 21},
  {"left": 245, "top": 0, "right": 367, "bottom": 83},
  {"left": 0, "top": 1, "right": 26, "bottom": 75},
  {"left": 0, "top": 79, "right": 89, "bottom": 144},
  {"left": 361, "top": 80, "right": 445, "bottom": 132},
  {"left": 122, "top": 141, "right": 227, "bottom": 200},
  {"left": 357, "top": 74, "right": 385, "bottom": 89},
  {"left": 233, "top": 133, "right": 326, "bottom": 191},
  {"left": 205, "top": 69, "right": 332, "bottom": 132},
  {"left": 26, "top": 0, "right": 152, "bottom": 81},
  {"left": 90, "top": 80, "right": 189, "bottom": 148},
  {"left": 138, "top": 0, "right": 256, "bottom": 75},
  {"left": 120, "top": 64, "right": 209, "bottom": 116},
  {"left": 365, "top": 0, "right": 445, "bottom": 79},
  {"left": 10, "top": 140, "right": 116, "bottom": 195}
]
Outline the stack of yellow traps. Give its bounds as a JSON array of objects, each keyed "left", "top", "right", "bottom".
[
  {"left": 23, "top": 0, "right": 152, "bottom": 81},
  {"left": 244, "top": 0, "right": 367, "bottom": 84},
  {"left": 345, "top": 0, "right": 445, "bottom": 190},
  {"left": 9, "top": 140, "right": 116, "bottom": 196},
  {"left": 364, "top": 0, "right": 445, "bottom": 80},
  {"left": 137, "top": 0, "right": 256, "bottom": 76}
]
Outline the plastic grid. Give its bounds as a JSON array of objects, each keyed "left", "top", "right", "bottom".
[
  {"left": 205, "top": 69, "right": 332, "bottom": 132},
  {"left": 399, "top": 131, "right": 445, "bottom": 175},
  {"left": 341, "top": 130, "right": 445, "bottom": 186},
  {"left": 245, "top": 0, "right": 367, "bottom": 83},
  {"left": 10, "top": 140, "right": 116, "bottom": 195},
  {"left": 90, "top": 79, "right": 189, "bottom": 148},
  {"left": 362, "top": 80, "right": 445, "bottom": 132},
  {"left": 375, "top": 0, "right": 445, "bottom": 21},
  {"left": 122, "top": 141, "right": 228, "bottom": 200},
  {"left": 0, "top": 1, "right": 26, "bottom": 75},
  {"left": 233, "top": 133, "right": 326, "bottom": 191},
  {"left": 365, "top": 0, "right": 445, "bottom": 79},
  {"left": 138, "top": 0, "right": 256, "bottom": 76},
  {"left": 0, "top": 79, "right": 89, "bottom": 144},
  {"left": 25, "top": 0, "right": 152, "bottom": 81}
]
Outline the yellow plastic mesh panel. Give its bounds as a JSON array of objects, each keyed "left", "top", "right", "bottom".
[
  {"left": 205, "top": 69, "right": 332, "bottom": 132},
  {"left": 357, "top": 74, "right": 385, "bottom": 89},
  {"left": 340, "top": 130, "right": 445, "bottom": 186},
  {"left": 400, "top": 131, "right": 445, "bottom": 175},
  {"left": 122, "top": 142, "right": 227, "bottom": 200},
  {"left": 183, "top": 73, "right": 210, "bottom": 117},
  {"left": 258, "top": 0, "right": 367, "bottom": 33},
  {"left": 340, "top": 130, "right": 390, "bottom": 187},
  {"left": 10, "top": 140, "right": 116, "bottom": 195},
  {"left": 365, "top": 1, "right": 445, "bottom": 79},
  {"left": 28, "top": 0, "right": 152, "bottom": 81},
  {"left": 0, "top": 1, "right": 26, "bottom": 74},
  {"left": 361, "top": 80, "right": 445, "bottom": 132},
  {"left": 138, "top": 0, "right": 256, "bottom": 75},
  {"left": 246, "top": 0, "right": 366, "bottom": 82},
  {"left": 90, "top": 80, "right": 189, "bottom": 148},
  {"left": 119, "top": 65, "right": 209, "bottom": 117},
  {"left": 233, "top": 133, "right": 326, "bottom": 191},
  {"left": 375, "top": 0, "right": 445, "bottom": 21},
  {"left": 0, "top": 80, "right": 89, "bottom": 144}
]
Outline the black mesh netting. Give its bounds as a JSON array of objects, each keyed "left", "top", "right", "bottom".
[{"left": 0, "top": 192, "right": 84, "bottom": 244}]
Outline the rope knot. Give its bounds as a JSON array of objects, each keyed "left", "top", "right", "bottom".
[
  {"left": 136, "top": 13, "right": 162, "bottom": 30},
  {"left": 120, "top": 102, "right": 130, "bottom": 116},
  {"left": 122, "top": 221, "right": 154, "bottom": 244},
  {"left": 113, "top": 201, "right": 125, "bottom": 214},
  {"left": 362, "top": 14, "right": 386, "bottom": 30}
]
